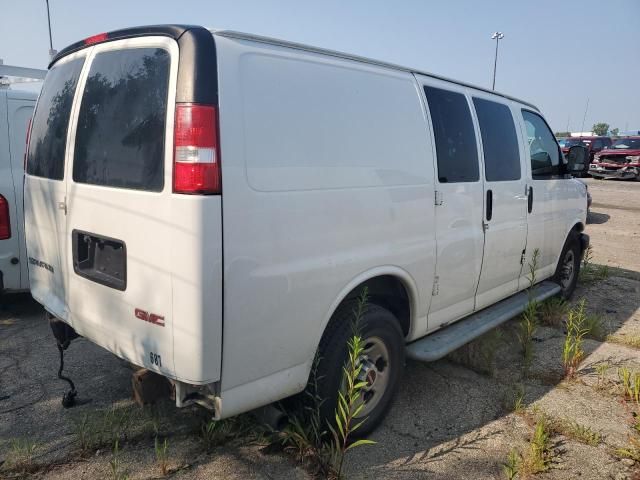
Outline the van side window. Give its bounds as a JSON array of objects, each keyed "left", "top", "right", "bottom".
[
  {"left": 73, "top": 48, "right": 170, "bottom": 192},
  {"left": 424, "top": 86, "right": 479, "bottom": 183},
  {"left": 472, "top": 98, "right": 520, "bottom": 181},
  {"left": 27, "top": 57, "right": 85, "bottom": 180},
  {"left": 521, "top": 110, "right": 561, "bottom": 179}
]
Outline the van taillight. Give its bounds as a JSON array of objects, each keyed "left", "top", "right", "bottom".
[
  {"left": 0, "top": 195, "right": 10, "bottom": 240},
  {"left": 173, "top": 104, "right": 220, "bottom": 194}
]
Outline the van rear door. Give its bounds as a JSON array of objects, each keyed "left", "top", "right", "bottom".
[
  {"left": 24, "top": 54, "right": 85, "bottom": 317},
  {"left": 63, "top": 37, "right": 179, "bottom": 377}
]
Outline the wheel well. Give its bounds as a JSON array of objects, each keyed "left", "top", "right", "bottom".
[
  {"left": 342, "top": 275, "right": 411, "bottom": 336},
  {"left": 572, "top": 222, "right": 584, "bottom": 234}
]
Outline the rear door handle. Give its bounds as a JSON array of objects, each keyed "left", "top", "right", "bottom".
[
  {"left": 486, "top": 189, "right": 493, "bottom": 221},
  {"left": 528, "top": 186, "right": 533, "bottom": 213}
]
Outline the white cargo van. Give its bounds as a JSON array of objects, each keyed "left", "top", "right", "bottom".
[
  {"left": 1, "top": 65, "right": 44, "bottom": 293},
  {"left": 24, "top": 25, "right": 589, "bottom": 432}
]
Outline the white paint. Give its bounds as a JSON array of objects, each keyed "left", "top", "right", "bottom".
[{"left": 25, "top": 29, "right": 587, "bottom": 420}]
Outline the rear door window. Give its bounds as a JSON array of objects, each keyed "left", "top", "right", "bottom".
[
  {"left": 473, "top": 97, "right": 521, "bottom": 181},
  {"left": 424, "top": 86, "right": 479, "bottom": 183},
  {"left": 73, "top": 48, "right": 170, "bottom": 191},
  {"left": 27, "top": 57, "right": 85, "bottom": 180}
]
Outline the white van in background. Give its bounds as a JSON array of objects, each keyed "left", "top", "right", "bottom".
[
  {"left": 24, "top": 25, "right": 589, "bottom": 433},
  {"left": 0, "top": 65, "right": 44, "bottom": 293}
]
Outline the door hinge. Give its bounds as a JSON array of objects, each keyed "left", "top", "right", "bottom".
[
  {"left": 520, "top": 249, "right": 526, "bottom": 265},
  {"left": 482, "top": 221, "right": 490, "bottom": 232},
  {"left": 434, "top": 190, "right": 443, "bottom": 206},
  {"left": 432, "top": 276, "right": 439, "bottom": 296},
  {"left": 58, "top": 198, "right": 67, "bottom": 215}
]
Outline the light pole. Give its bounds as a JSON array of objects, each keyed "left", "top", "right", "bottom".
[
  {"left": 491, "top": 31, "right": 504, "bottom": 91},
  {"left": 45, "top": 0, "right": 57, "bottom": 61}
]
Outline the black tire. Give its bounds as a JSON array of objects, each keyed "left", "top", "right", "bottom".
[
  {"left": 315, "top": 301, "right": 404, "bottom": 437},
  {"left": 553, "top": 233, "right": 581, "bottom": 299}
]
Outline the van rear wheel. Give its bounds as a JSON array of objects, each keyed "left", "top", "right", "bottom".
[
  {"left": 553, "top": 233, "right": 581, "bottom": 299},
  {"left": 315, "top": 301, "right": 404, "bottom": 437}
]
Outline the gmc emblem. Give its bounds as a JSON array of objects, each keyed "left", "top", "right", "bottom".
[{"left": 135, "top": 308, "right": 165, "bottom": 327}]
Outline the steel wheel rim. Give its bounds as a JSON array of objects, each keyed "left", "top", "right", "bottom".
[
  {"left": 354, "top": 336, "right": 390, "bottom": 418},
  {"left": 560, "top": 250, "right": 575, "bottom": 289}
]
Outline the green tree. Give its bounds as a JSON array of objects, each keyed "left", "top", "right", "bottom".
[
  {"left": 611, "top": 127, "right": 620, "bottom": 137},
  {"left": 592, "top": 123, "right": 609, "bottom": 136}
]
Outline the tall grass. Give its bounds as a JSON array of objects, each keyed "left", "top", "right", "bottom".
[{"left": 562, "top": 300, "right": 588, "bottom": 378}]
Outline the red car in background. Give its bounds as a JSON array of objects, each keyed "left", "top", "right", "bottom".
[
  {"left": 562, "top": 136, "right": 612, "bottom": 159},
  {"left": 562, "top": 137, "right": 612, "bottom": 176},
  {"left": 589, "top": 137, "right": 640, "bottom": 180}
]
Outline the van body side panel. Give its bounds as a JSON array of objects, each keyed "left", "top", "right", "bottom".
[
  {"left": 216, "top": 36, "right": 435, "bottom": 395},
  {"left": 6, "top": 97, "right": 36, "bottom": 290},
  {"left": 170, "top": 195, "right": 222, "bottom": 383},
  {"left": 415, "top": 76, "right": 485, "bottom": 330},
  {"left": 472, "top": 96, "right": 528, "bottom": 310}
]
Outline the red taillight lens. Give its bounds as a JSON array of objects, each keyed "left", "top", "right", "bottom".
[
  {"left": 24, "top": 116, "right": 32, "bottom": 171},
  {"left": 173, "top": 104, "right": 220, "bottom": 194},
  {"left": 0, "top": 195, "right": 11, "bottom": 240},
  {"left": 84, "top": 32, "right": 108, "bottom": 45}
]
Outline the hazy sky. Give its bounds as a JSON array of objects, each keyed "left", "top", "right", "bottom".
[{"left": 2, "top": 0, "right": 639, "bottom": 133}]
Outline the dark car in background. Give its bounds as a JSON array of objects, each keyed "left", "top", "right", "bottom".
[{"left": 590, "top": 137, "right": 640, "bottom": 180}]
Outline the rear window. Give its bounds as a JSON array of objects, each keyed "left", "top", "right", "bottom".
[
  {"left": 73, "top": 48, "right": 170, "bottom": 191},
  {"left": 27, "top": 57, "right": 85, "bottom": 180}
]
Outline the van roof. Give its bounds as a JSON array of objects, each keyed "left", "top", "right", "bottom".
[
  {"left": 50, "top": 23, "right": 540, "bottom": 112},
  {"left": 213, "top": 29, "right": 540, "bottom": 112}
]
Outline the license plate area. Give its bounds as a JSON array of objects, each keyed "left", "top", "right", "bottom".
[{"left": 72, "top": 229, "right": 127, "bottom": 291}]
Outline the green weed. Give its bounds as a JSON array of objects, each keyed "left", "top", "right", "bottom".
[
  {"left": 562, "top": 300, "right": 588, "bottom": 378},
  {"left": 279, "top": 289, "right": 376, "bottom": 479},
  {"left": 584, "top": 312, "right": 606, "bottom": 341},
  {"left": 502, "top": 448, "right": 521, "bottom": 479},
  {"left": 109, "top": 440, "right": 129, "bottom": 480},
  {"left": 520, "top": 417, "right": 552, "bottom": 475},
  {"left": 554, "top": 419, "right": 601, "bottom": 446},
  {"left": 619, "top": 367, "right": 633, "bottom": 400},
  {"left": 579, "top": 245, "right": 609, "bottom": 283},
  {"left": 154, "top": 436, "right": 169, "bottom": 476},
  {"left": 5, "top": 438, "right": 38, "bottom": 473},
  {"left": 595, "top": 362, "right": 610, "bottom": 388},
  {"left": 607, "top": 335, "right": 640, "bottom": 350},
  {"left": 539, "top": 297, "right": 568, "bottom": 328},
  {"left": 518, "top": 249, "right": 541, "bottom": 371}
]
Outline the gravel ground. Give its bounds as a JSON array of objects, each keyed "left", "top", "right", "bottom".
[{"left": 1, "top": 178, "right": 639, "bottom": 479}]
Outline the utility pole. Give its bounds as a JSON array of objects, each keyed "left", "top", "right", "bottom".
[
  {"left": 491, "top": 32, "right": 504, "bottom": 90},
  {"left": 580, "top": 98, "right": 590, "bottom": 134},
  {"left": 45, "top": 0, "right": 57, "bottom": 61}
]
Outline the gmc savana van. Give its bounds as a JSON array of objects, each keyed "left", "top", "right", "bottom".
[{"left": 24, "top": 25, "right": 589, "bottom": 433}]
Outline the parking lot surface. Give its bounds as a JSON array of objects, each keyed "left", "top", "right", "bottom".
[{"left": 1, "top": 178, "right": 639, "bottom": 479}]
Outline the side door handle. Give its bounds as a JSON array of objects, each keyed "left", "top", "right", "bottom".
[
  {"left": 527, "top": 186, "right": 533, "bottom": 213},
  {"left": 486, "top": 189, "right": 493, "bottom": 222}
]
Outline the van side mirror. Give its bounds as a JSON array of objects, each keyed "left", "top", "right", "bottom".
[{"left": 566, "top": 145, "right": 588, "bottom": 175}]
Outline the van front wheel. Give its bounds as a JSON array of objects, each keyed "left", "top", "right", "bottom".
[
  {"left": 315, "top": 302, "right": 404, "bottom": 437},
  {"left": 553, "top": 234, "right": 581, "bottom": 299}
]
